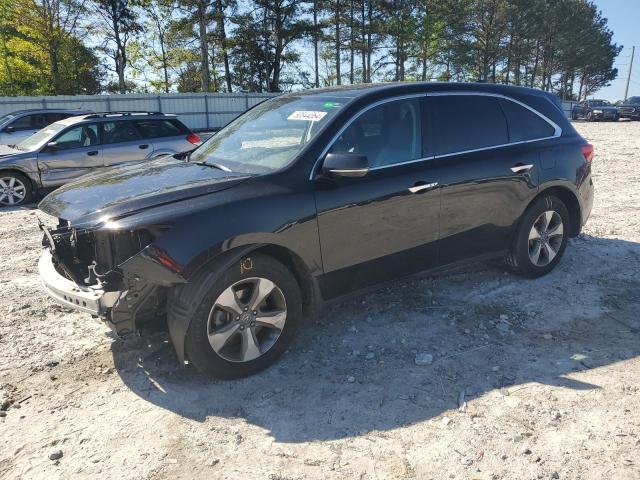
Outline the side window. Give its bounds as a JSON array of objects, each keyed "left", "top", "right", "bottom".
[
  {"left": 329, "top": 98, "right": 422, "bottom": 168},
  {"left": 135, "top": 120, "right": 184, "bottom": 138},
  {"left": 499, "top": 99, "right": 556, "bottom": 142},
  {"left": 53, "top": 124, "right": 99, "bottom": 150},
  {"left": 102, "top": 121, "right": 143, "bottom": 144},
  {"left": 31, "top": 114, "right": 50, "bottom": 130},
  {"left": 431, "top": 95, "right": 508, "bottom": 155},
  {"left": 9, "top": 115, "right": 33, "bottom": 131},
  {"left": 45, "top": 113, "right": 66, "bottom": 124}
]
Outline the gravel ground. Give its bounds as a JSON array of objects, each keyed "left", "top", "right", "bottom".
[{"left": 1, "top": 121, "right": 639, "bottom": 480}]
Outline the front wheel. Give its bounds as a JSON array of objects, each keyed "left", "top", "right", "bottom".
[
  {"left": 0, "top": 172, "right": 32, "bottom": 206},
  {"left": 506, "top": 195, "right": 570, "bottom": 278},
  {"left": 177, "top": 253, "right": 302, "bottom": 378}
]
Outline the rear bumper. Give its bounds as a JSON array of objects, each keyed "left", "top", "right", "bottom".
[{"left": 38, "top": 251, "right": 120, "bottom": 315}]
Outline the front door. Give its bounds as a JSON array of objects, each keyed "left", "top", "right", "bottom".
[
  {"left": 314, "top": 96, "right": 441, "bottom": 299},
  {"left": 37, "top": 123, "right": 103, "bottom": 187}
]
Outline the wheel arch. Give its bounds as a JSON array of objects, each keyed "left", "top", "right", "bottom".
[
  {"left": 0, "top": 168, "right": 37, "bottom": 203},
  {"left": 521, "top": 185, "right": 582, "bottom": 238},
  {"left": 0, "top": 167, "right": 38, "bottom": 187},
  {"left": 166, "top": 241, "right": 320, "bottom": 365}
]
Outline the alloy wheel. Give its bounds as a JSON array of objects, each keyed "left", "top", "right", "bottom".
[
  {"left": 207, "top": 277, "right": 287, "bottom": 362},
  {"left": 528, "top": 210, "right": 564, "bottom": 267},
  {"left": 0, "top": 176, "right": 27, "bottom": 206}
]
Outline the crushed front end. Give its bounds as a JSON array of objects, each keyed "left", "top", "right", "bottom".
[{"left": 38, "top": 217, "right": 180, "bottom": 335}]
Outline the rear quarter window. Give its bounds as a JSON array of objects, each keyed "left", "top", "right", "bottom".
[
  {"left": 499, "top": 98, "right": 556, "bottom": 142},
  {"left": 135, "top": 119, "right": 187, "bottom": 138},
  {"left": 431, "top": 95, "right": 509, "bottom": 155}
]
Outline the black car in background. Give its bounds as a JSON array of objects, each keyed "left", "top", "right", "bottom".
[
  {"left": 571, "top": 99, "right": 619, "bottom": 121},
  {"left": 617, "top": 96, "right": 640, "bottom": 120},
  {"left": 37, "top": 82, "right": 594, "bottom": 378}
]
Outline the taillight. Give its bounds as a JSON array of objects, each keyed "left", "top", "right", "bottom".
[
  {"left": 581, "top": 143, "right": 594, "bottom": 163},
  {"left": 186, "top": 133, "right": 202, "bottom": 145}
]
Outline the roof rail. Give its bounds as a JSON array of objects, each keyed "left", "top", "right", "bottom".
[{"left": 83, "top": 111, "right": 165, "bottom": 119}]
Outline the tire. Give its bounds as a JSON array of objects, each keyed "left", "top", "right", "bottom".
[
  {"left": 178, "top": 253, "right": 302, "bottom": 378},
  {"left": 506, "top": 195, "right": 570, "bottom": 278},
  {"left": 0, "top": 172, "right": 33, "bottom": 206},
  {"left": 586, "top": 112, "right": 593, "bottom": 122}
]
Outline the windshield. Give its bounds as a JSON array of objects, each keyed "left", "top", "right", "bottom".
[
  {"left": 190, "top": 95, "right": 347, "bottom": 174},
  {"left": 16, "top": 122, "right": 67, "bottom": 151},
  {"left": 590, "top": 100, "right": 611, "bottom": 106},
  {"left": 0, "top": 113, "right": 16, "bottom": 129}
]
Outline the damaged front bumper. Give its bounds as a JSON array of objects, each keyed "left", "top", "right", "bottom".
[{"left": 38, "top": 250, "right": 121, "bottom": 315}]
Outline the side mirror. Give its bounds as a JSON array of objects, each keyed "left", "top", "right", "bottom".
[
  {"left": 4, "top": 126, "right": 15, "bottom": 133},
  {"left": 45, "top": 141, "right": 58, "bottom": 152},
  {"left": 322, "top": 152, "right": 369, "bottom": 178}
]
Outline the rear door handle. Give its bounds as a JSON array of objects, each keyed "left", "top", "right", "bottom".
[
  {"left": 409, "top": 182, "right": 438, "bottom": 194},
  {"left": 139, "top": 144, "right": 149, "bottom": 150},
  {"left": 87, "top": 150, "right": 99, "bottom": 156},
  {"left": 510, "top": 164, "right": 534, "bottom": 174}
]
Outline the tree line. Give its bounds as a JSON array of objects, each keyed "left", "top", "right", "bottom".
[{"left": 0, "top": 0, "right": 621, "bottom": 101}]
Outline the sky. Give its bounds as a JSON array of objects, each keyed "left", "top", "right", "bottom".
[{"left": 591, "top": 0, "right": 640, "bottom": 101}]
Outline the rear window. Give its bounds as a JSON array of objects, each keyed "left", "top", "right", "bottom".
[
  {"left": 431, "top": 95, "right": 508, "bottom": 155},
  {"left": 135, "top": 119, "right": 187, "bottom": 138},
  {"left": 499, "top": 99, "right": 555, "bottom": 142}
]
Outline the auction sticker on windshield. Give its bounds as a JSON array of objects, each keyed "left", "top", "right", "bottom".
[{"left": 288, "top": 111, "right": 327, "bottom": 121}]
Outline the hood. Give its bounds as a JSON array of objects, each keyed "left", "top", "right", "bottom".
[
  {"left": 0, "top": 145, "right": 25, "bottom": 158},
  {"left": 39, "top": 156, "right": 252, "bottom": 226}
]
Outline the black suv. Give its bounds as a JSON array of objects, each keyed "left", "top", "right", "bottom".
[
  {"left": 617, "top": 96, "right": 640, "bottom": 120},
  {"left": 571, "top": 99, "right": 619, "bottom": 121},
  {"left": 38, "top": 83, "right": 594, "bottom": 378}
]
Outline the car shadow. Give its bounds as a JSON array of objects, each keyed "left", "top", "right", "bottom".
[
  {"left": 1, "top": 203, "right": 38, "bottom": 212},
  {"left": 110, "top": 234, "right": 640, "bottom": 443}
]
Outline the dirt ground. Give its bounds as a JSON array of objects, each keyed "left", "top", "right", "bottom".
[{"left": 1, "top": 121, "right": 639, "bottom": 480}]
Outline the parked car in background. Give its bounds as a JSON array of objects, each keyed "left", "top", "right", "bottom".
[
  {"left": 36, "top": 82, "right": 594, "bottom": 378},
  {"left": 616, "top": 96, "right": 640, "bottom": 120},
  {"left": 0, "top": 111, "right": 201, "bottom": 206},
  {"left": 571, "top": 99, "right": 619, "bottom": 121},
  {"left": 0, "top": 109, "right": 92, "bottom": 146}
]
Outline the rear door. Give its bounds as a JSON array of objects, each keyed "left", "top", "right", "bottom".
[
  {"left": 314, "top": 96, "right": 442, "bottom": 299},
  {"left": 135, "top": 119, "right": 191, "bottom": 156},
  {"left": 101, "top": 120, "right": 153, "bottom": 167},
  {"left": 37, "top": 123, "right": 102, "bottom": 187},
  {"left": 426, "top": 93, "right": 548, "bottom": 265}
]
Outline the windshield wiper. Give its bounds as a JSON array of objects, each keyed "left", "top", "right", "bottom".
[
  {"left": 184, "top": 151, "right": 232, "bottom": 172},
  {"left": 190, "top": 160, "right": 233, "bottom": 172}
]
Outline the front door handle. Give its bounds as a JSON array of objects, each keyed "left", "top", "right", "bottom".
[
  {"left": 510, "top": 164, "right": 534, "bottom": 174},
  {"left": 87, "top": 150, "right": 99, "bottom": 156},
  {"left": 139, "top": 144, "right": 149, "bottom": 149},
  {"left": 409, "top": 182, "right": 438, "bottom": 194}
]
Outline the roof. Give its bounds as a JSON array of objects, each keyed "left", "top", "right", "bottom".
[
  {"left": 288, "top": 81, "right": 555, "bottom": 101},
  {"left": 8, "top": 108, "right": 91, "bottom": 115},
  {"left": 57, "top": 111, "right": 176, "bottom": 126}
]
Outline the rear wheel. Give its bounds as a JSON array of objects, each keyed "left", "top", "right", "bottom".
[
  {"left": 507, "top": 195, "right": 570, "bottom": 278},
  {"left": 179, "top": 253, "right": 302, "bottom": 378},
  {"left": 0, "top": 172, "right": 32, "bottom": 206}
]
